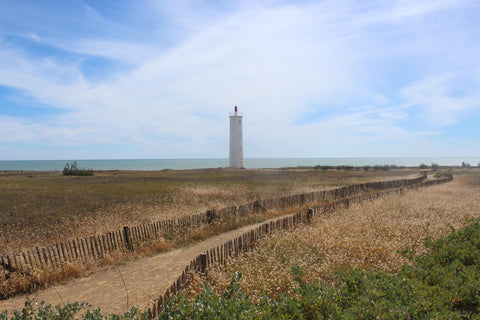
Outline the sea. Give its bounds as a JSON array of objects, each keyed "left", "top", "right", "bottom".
[{"left": 0, "top": 158, "right": 479, "bottom": 171}]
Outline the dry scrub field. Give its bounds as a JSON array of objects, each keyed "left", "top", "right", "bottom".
[
  {"left": 0, "top": 168, "right": 416, "bottom": 254},
  {"left": 187, "top": 170, "right": 480, "bottom": 300}
]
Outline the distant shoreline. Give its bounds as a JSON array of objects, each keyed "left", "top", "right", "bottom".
[
  {"left": 0, "top": 158, "right": 479, "bottom": 172},
  {"left": 1, "top": 163, "right": 479, "bottom": 173}
]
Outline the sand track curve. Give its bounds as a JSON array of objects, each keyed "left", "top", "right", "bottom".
[{"left": 0, "top": 220, "right": 273, "bottom": 315}]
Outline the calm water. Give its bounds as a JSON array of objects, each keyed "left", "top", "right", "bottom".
[{"left": 0, "top": 158, "right": 479, "bottom": 171}]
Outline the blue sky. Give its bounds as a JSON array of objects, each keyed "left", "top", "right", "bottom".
[{"left": 0, "top": 0, "right": 479, "bottom": 160}]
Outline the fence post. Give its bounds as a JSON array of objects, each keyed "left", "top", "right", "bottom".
[
  {"left": 253, "top": 200, "right": 265, "bottom": 213},
  {"left": 123, "top": 226, "right": 133, "bottom": 252},
  {"left": 1, "top": 255, "right": 17, "bottom": 272},
  {"left": 207, "top": 210, "right": 216, "bottom": 224},
  {"left": 200, "top": 252, "right": 208, "bottom": 273},
  {"left": 307, "top": 208, "right": 313, "bottom": 225}
]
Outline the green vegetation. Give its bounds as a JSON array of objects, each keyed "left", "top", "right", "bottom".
[
  {"left": 0, "top": 298, "right": 150, "bottom": 320},
  {"left": 462, "top": 162, "right": 472, "bottom": 168},
  {"left": 434, "top": 171, "right": 454, "bottom": 179},
  {"left": 157, "top": 219, "right": 480, "bottom": 319},
  {"left": 62, "top": 161, "right": 94, "bottom": 176},
  {"left": 163, "top": 219, "right": 480, "bottom": 319},
  {"left": 4, "top": 218, "right": 480, "bottom": 319},
  {"left": 372, "top": 164, "right": 396, "bottom": 171},
  {"left": 312, "top": 164, "right": 400, "bottom": 171}
]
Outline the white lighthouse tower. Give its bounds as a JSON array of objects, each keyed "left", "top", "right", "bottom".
[{"left": 229, "top": 106, "right": 243, "bottom": 168}]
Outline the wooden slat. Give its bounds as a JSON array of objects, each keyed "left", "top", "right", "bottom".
[
  {"left": 88, "top": 237, "right": 96, "bottom": 258},
  {"left": 95, "top": 235, "right": 102, "bottom": 257},
  {"left": 59, "top": 243, "right": 66, "bottom": 263}
]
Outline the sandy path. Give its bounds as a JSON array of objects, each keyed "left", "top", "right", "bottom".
[{"left": 0, "top": 220, "right": 272, "bottom": 315}]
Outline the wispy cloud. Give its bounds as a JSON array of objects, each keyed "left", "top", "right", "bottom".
[
  {"left": 0, "top": 0, "right": 479, "bottom": 159},
  {"left": 401, "top": 74, "right": 480, "bottom": 126}
]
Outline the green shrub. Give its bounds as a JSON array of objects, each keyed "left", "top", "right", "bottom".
[
  {"left": 5, "top": 220, "right": 480, "bottom": 319},
  {"left": 462, "top": 162, "right": 472, "bottom": 168},
  {"left": 373, "top": 165, "right": 390, "bottom": 171},
  {"left": 336, "top": 165, "right": 354, "bottom": 170},
  {"left": 0, "top": 299, "right": 149, "bottom": 320},
  {"left": 157, "top": 219, "right": 480, "bottom": 319},
  {"left": 63, "top": 161, "right": 94, "bottom": 176},
  {"left": 435, "top": 171, "right": 453, "bottom": 179},
  {"left": 314, "top": 165, "right": 330, "bottom": 170}
]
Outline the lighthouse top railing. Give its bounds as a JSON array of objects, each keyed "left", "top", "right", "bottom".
[{"left": 229, "top": 112, "right": 243, "bottom": 116}]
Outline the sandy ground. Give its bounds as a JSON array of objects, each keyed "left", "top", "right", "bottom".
[{"left": 0, "top": 220, "right": 274, "bottom": 315}]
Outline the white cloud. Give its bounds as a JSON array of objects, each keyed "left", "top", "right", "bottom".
[
  {"left": 0, "top": 115, "right": 76, "bottom": 144},
  {"left": 0, "top": 0, "right": 479, "bottom": 159},
  {"left": 400, "top": 74, "right": 480, "bottom": 126}
]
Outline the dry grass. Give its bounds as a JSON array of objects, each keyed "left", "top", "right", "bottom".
[
  {"left": 0, "top": 168, "right": 416, "bottom": 253},
  {"left": 1, "top": 255, "right": 104, "bottom": 299},
  {"left": 0, "top": 200, "right": 312, "bottom": 299},
  {"left": 0, "top": 237, "right": 172, "bottom": 299},
  {"left": 186, "top": 172, "right": 480, "bottom": 300},
  {"left": 0, "top": 167, "right": 446, "bottom": 299}
]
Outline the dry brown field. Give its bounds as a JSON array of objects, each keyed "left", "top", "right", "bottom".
[
  {"left": 186, "top": 170, "right": 480, "bottom": 300},
  {"left": 0, "top": 168, "right": 418, "bottom": 254},
  {"left": 1, "top": 167, "right": 431, "bottom": 299}
]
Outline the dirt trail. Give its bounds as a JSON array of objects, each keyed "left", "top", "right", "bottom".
[{"left": 0, "top": 220, "right": 273, "bottom": 315}]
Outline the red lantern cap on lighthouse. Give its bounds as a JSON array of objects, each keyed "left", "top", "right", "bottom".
[{"left": 234, "top": 106, "right": 238, "bottom": 112}]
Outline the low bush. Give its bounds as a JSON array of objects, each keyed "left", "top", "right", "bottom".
[
  {"left": 462, "top": 162, "right": 472, "bottom": 168},
  {"left": 313, "top": 165, "right": 329, "bottom": 170},
  {"left": 4, "top": 220, "right": 480, "bottom": 319},
  {"left": 336, "top": 165, "right": 354, "bottom": 170},
  {"left": 373, "top": 165, "right": 391, "bottom": 171},
  {"left": 62, "top": 161, "right": 94, "bottom": 176},
  {"left": 158, "top": 219, "right": 480, "bottom": 319},
  {"left": 434, "top": 171, "right": 453, "bottom": 179},
  {"left": 0, "top": 299, "right": 149, "bottom": 320}
]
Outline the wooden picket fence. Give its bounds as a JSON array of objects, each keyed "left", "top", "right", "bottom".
[
  {"left": 147, "top": 175, "right": 453, "bottom": 317},
  {"left": 0, "top": 174, "right": 443, "bottom": 276}
]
